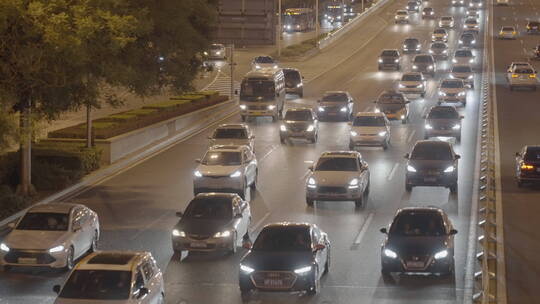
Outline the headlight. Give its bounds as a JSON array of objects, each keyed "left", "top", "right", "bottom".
[
  {"left": 439, "top": 91, "right": 446, "bottom": 96},
  {"left": 428, "top": 65, "right": 434, "bottom": 69},
  {"left": 0, "top": 243, "right": 10, "bottom": 252},
  {"left": 49, "top": 245, "right": 65, "bottom": 253},
  {"left": 384, "top": 248, "right": 398, "bottom": 259},
  {"left": 280, "top": 125, "right": 287, "bottom": 132},
  {"left": 306, "top": 125, "right": 315, "bottom": 132},
  {"left": 468, "top": 75, "right": 474, "bottom": 79},
  {"left": 407, "top": 165, "right": 417, "bottom": 172},
  {"left": 459, "top": 40, "right": 463, "bottom": 44},
  {"left": 434, "top": 249, "right": 449, "bottom": 259},
  {"left": 297, "top": 83, "right": 303, "bottom": 88},
  {"left": 240, "top": 264, "right": 255, "bottom": 274},
  {"left": 337, "top": 16, "right": 341, "bottom": 20},
  {"left": 194, "top": 170, "right": 203, "bottom": 178},
  {"left": 464, "top": 25, "right": 468, "bottom": 28},
  {"left": 216, "top": 51, "right": 221, "bottom": 55},
  {"left": 172, "top": 229, "right": 186, "bottom": 237},
  {"left": 374, "top": 108, "right": 380, "bottom": 113},
  {"left": 230, "top": 170, "right": 242, "bottom": 178},
  {"left": 458, "top": 91, "right": 466, "bottom": 96},
  {"left": 255, "top": 65, "right": 261, "bottom": 69},
  {"left": 214, "top": 230, "right": 231, "bottom": 238},
  {"left": 268, "top": 105, "right": 276, "bottom": 110},
  {"left": 273, "top": 65, "right": 278, "bottom": 69},
  {"left": 350, "top": 130, "right": 358, "bottom": 136},
  {"left": 400, "top": 115, "right": 405, "bottom": 119},
  {"left": 378, "top": 58, "right": 383, "bottom": 63},
  {"left": 429, "top": 49, "right": 433, "bottom": 53},
  {"left": 443, "top": 50, "right": 448, "bottom": 53},
  {"left": 444, "top": 166, "right": 455, "bottom": 173},
  {"left": 395, "top": 59, "right": 399, "bottom": 63},
  {"left": 349, "top": 178, "right": 359, "bottom": 189},
  {"left": 203, "top": 51, "right": 208, "bottom": 56},
  {"left": 412, "top": 65, "right": 418, "bottom": 69},
  {"left": 294, "top": 266, "right": 312, "bottom": 274},
  {"left": 399, "top": 84, "right": 405, "bottom": 88},
  {"left": 403, "top": 44, "right": 407, "bottom": 48},
  {"left": 472, "top": 40, "right": 476, "bottom": 44},
  {"left": 425, "top": 124, "right": 433, "bottom": 129},
  {"left": 307, "top": 177, "right": 317, "bottom": 188},
  {"left": 449, "top": 75, "right": 455, "bottom": 79},
  {"left": 318, "top": 106, "right": 325, "bottom": 112},
  {"left": 239, "top": 104, "right": 247, "bottom": 110},
  {"left": 378, "top": 131, "right": 387, "bottom": 137},
  {"left": 452, "top": 58, "right": 457, "bottom": 63},
  {"left": 452, "top": 124, "right": 461, "bottom": 130},
  {"left": 340, "top": 107, "right": 347, "bottom": 112}
]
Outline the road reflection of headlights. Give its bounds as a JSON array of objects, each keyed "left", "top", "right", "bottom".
[
  {"left": 172, "top": 229, "right": 186, "bottom": 237},
  {"left": 307, "top": 177, "right": 317, "bottom": 188},
  {"left": 425, "top": 124, "right": 433, "bottom": 129},
  {"left": 444, "top": 166, "right": 455, "bottom": 173},
  {"left": 280, "top": 125, "right": 287, "bottom": 132},
  {"left": 434, "top": 249, "right": 449, "bottom": 259},
  {"left": 306, "top": 125, "right": 315, "bottom": 132},
  {"left": 294, "top": 266, "right": 312, "bottom": 274},
  {"left": 452, "top": 124, "right": 461, "bottom": 130},
  {"left": 384, "top": 248, "right": 398, "bottom": 259},
  {"left": 240, "top": 264, "right": 255, "bottom": 274},
  {"left": 350, "top": 130, "right": 358, "bottom": 136},
  {"left": 407, "top": 165, "right": 417, "bottom": 172}
]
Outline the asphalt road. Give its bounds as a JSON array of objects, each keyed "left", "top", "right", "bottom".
[
  {"left": 0, "top": 0, "right": 485, "bottom": 303},
  {"left": 491, "top": 0, "right": 540, "bottom": 302}
]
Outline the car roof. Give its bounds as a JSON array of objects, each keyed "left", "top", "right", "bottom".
[
  {"left": 76, "top": 251, "right": 150, "bottom": 272},
  {"left": 216, "top": 123, "right": 248, "bottom": 130},
  {"left": 28, "top": 203, "right": 81, "bottom": 214},
  {"left": 354, "top": 112, "right": 386, "bottom": 117},
  {"left": 194, "top": 192, "right": 240, "bottom": 200},
  {"left": 262, "top": 222, "right": 313, "bottom": 230},
  {"left": 396, "top": 206, "right": 446, "bottom": 217},
  {"left": 414, "top": 140, "right": 452, "bottom": 148},
  {"left": 320, "top": 151, "right": 361, "bottom": 158}
]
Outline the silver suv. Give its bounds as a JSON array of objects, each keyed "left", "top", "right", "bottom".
[
  {"left": 349, "top": 112, "right": 391, "bottom": 150},
  {"left": 450, "top": 64, "right": 474, "bottom": 88},
  {"left": 280, "top": 107, "right": 319, "bottom": 143},
  {"left": 208, "top": 124, "right": 254, "bottom": 151},
  {"left": 399, "top": 72, "right": 427, "bottom": 97},
  {"left": 438, "top": 79, "right": 467, "bottom": 106},
  {"left": 412, "top": 54, "right": 437, "bottom": 76}
]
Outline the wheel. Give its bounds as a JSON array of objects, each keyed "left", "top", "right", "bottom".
[
  {"left": 462, "top": 101, "right": 467, "bottom": 106},
  {"left": 306, "top": 198, "right": 314, "bottom": 206},
  {"left": 280, "top": 136, "right": 286, "bottom": 144},
  {"left": 88, "top": 231, "right": 98, "bottom": 253},
  {"left": 405, "top": 184, "right": 413, "bottom": 192},
  {"left": 157, "top": 293, "right": 165, "bottom": 304},
  {"left": 397, "top": 65, "right": 401, "bottom": 71},
  {"left": 382, "top": 141, "right": 388, "bottom": 150},
  {"left": 421, "top": 92, "right": 425, "bottom": 97},
  {"left": 241, "top": 115, "right": 246, "bottom": 122},
  {"left": 3, "top": 265, "right": 11, "bottom": 272},
  {"left": 456, "top": 135, "right": 461, "bottom": 142},
  {"left": 229, "top": 232, "right": 238, "bottom": 254},
  {"left": 299, "top": 92, "right": 304, "bottom": 98},
  {"left": 449, "top": 183, "right": 458, "bottom": 193},
  {"left": 349, "top": 142, "right": 355, "bottom": 150},
  {"left": 517, "top": 179, "right": 524, "bottom": 188},
  {"left": 306, "top": 267, "right": 320, "bottom": 295},
  {"left": 323, "top": 249, "right": 330, "bottom": 274},
  {"left": 250, "top": 171, "right": 258, "bottom": 189},
  {"left": 272, "top": 115, "right": 278, "bottom": 122},
  {"left": 310, "top": 134, "right": 317, "bottom": 143},
  {"left": 240, "top": 286, "right": 251, "bottom": 300},
  {"left": 424, "top": 134, "right": 429, "bottom": 139},
  {"left": 354, "top": 196, "right": 363, "bottom": 208},
  {"left": 381, "top": 267, "right": 392, "bottom": 282},
  {"left": 64, "top": 246, "right": 75, "bottom": 271},
  {"left": 402, "top": 118, "right": 407, "bottom": 124}
]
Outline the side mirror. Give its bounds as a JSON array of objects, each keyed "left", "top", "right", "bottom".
[
  {"left": 53, "top": 285, "right": 61, "bottom": 294},
  {"left": 137, "top": 287, "right": 149, "bottom": 299},
  {"left": 175, "top": 211, "right": 183, "bottom": 217},
  {"left": 515, "top": 152, "right": 520, "bottom": 157},
  {"left": 455, "top": 154, "right": 461, "bottom": 160},
  {"left": 242, "top": 241, "right": 252, "bottom": 249},
  {"left": 449, "top": 229, "right": 458, "bottom": 235},
  {"left": 404, "top": 153, "right": 410, "bottom": 159},
  {"left": 195, "top": 158, "right": 201, "bottom": 163},
  {"left": 313, "top": 244, "right": 326, "bottom": 251},
  {"left": 380, "top": 228, "right": 388, "bottom": 234}
]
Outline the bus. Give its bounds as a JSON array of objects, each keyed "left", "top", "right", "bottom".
[
  {"left": 239, "top": 68, "right": 286, "bottom": 122},
  {"left": 283, "top": 8, "right": 315, "bottom": 32},
  {"left": 323, "top": 1, "right": 345, "bottom": 24}
]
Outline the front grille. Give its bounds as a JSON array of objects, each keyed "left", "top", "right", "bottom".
[
  {"left": 248, "top": 105, "right": 268, "bottom": 110},
  {"left": 188, "top": 234, "right": 210, "bottom": 240},
  {"left": 406, "top": 85, "right": 418, "bottom": 88},
  {"left": 318, "top": 186, "right": 347, "bottom": 194},
  {"left": 446, "top": 93, "right": 457, "bottom": 97},
  {"left": 251, "top": 271, "right": 297, "bottom": 289},
  {"left": 404, "top": 255, "right": 431, "bottom": 270},
  {"left": 4, "top": 250, "right": 56, "bottom": 264}
]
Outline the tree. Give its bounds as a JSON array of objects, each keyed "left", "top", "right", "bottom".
[{"left": 0, "top": 0, "right": 217, "bottom": 195}]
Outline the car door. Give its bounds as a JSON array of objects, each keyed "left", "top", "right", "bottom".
[
  {"left": 231, "top": 199, "right": 245, "bottom": 239},
  {"left": 358, "top": 156, "right": 369, "bottom": 194},
  {"left": 245, "top": 149, "right": 257, "bottom": 185},
  {"left": 311, "top": 227, "right": 327, "bottom": 279},
  {"left": 132, "top": 267, "right": 151, "bottom": 304},
  {"left": 70, "top": 208, "right": 86, "bottom": 258},
  {"left": 141, "top": 259, "right": 162, "bottom": 304}
]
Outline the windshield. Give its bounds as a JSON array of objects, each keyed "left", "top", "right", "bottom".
[
  {"left": 378, "top": 93, "right": 405, "bottom": 104},
  {"left": 414, "top": 56, "right": 432, "bottom": 63},
  {"left": 428, "top": 107, "right": 459, "bottom": 119},
  {"left": 184, "top": 197, "right": 232, "bottom": 220},
  {"left": 452, "top": 66, "right": 472, "bottom": 73},
  {"left": 434, "top": 29, "right": 446, "bottom": 34},
  {"left": 381, "top": 50, "right": 398, "bottom": 56},
  {"left": 316, "top": 157, "right": 358, "bottom": 171},
  {"left": 466, "top": 19, "right": 478, "bottom": 24},
  {"left": 241, "top": 80, "right": 275, "bottom": 98},
  {"left": 390, "top": 212, "right": 445, "bottom": 236},
  {"left": 210, "top": 44, "right": 223, "bottom": 50},
  {"left": 285, "top": 110, "right": 313, "bottom": 121},
  {"left": 254, "top": 56, "right": 274, "bottom": 63},
  {"left": 441, "top": 80, "right": 464, "bottom": 88},
  {"left": 353, "top": 116, "right": 386, "bottom": 126},
  {"left": 322, "top": 93, "right": 347, "bottom": 102},
  {"left": 431, "top": 43, "right": 446, "bottom": 49},
  {"left": 397, "top": 11, "right": 407, "bottom": 15},
  {"left": 202, "top": 151, "right": 241, "bottom": 166},
  {"left": 253, "top": 226, "right": 311, "bottom": 251},
  {"left": 284, "top": 70, "right": 301, "bottom": 82},
  {"left": 502, "top": 27, "right": 514, "bottom": 31},
  {"left": 461, "top": 34, "right": 474, "bottom": 39},
  {"left": 16, "top": 212, "right": 69, "bottom": 231},
  {"left": 402, "top": 74, "right": 422, "bottom": 81},
  {"left": 525, "top": 148, "right": 540, "bottom": 161},
  {"left": 455, "top": 50, "right": 472, "bottom": 57},
  {"left": 59, "top": 270, "right": 131, "bottom": 300},
  {"left": 515, "top": 68, "right": 534, "bottom": 74},
  {"left": 213, "top": 128, "right": 247, "bottom": 139},
  {"left": 411, "top": 143, "right": 453, "bottom": 160},
  {"left": 442, "top": 17, "right": 452, "bottom": 21}
]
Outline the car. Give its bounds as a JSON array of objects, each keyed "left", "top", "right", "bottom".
[
  {"left": 429, "top": 42, "right": 449, "bottom": 59},
  {"left": 406, "top": 1, "right": 420, "bottom": 12},
  {"left": 283, "top": 68, "right": 304, "bottom": 97},
  {"left": 280, "top": 107, "right": 319, "bottom": 143},
  {"left": 432, "top": 28, "right": 448, "bottom": 42},
  {"left": 204, "top": 43, "right": 227, "bottom": 60},
  {"left": 208, "top": 124, "right": 255, "bottom": 151},
  {"left": 306, "top": 151, "right": 370, "bottom": 207},
  {"left": 527, "top": 21, "right": 540, "bottom": 34},
  {"left": 424, "top": 106, "right": 463, "bottom": 141},
  {"left": 239, "top": 222, "right": 330, "bottom": 296},
  {"left": 251, "top": 55, "right": 278, "bottom": 70},
  {"left": 380, "top": 207, "right": 458, "bottom": 278},
  {"left": 0, "top": 203, "right": 99, "bottom": 271},
  {"left": 405, "top": 140, "right": 460, "bottom": 192},
  {"left": 317, "top": 91, "right": 355, "bottom": 121},
  {"left": 412, "top": 54, "right": 437, "bottom": 76},
  {"left": 515, "top": 146, "right": 540, "bottom": 187},
  {"left": 469, "top": 0, "right": 483, "bottom": 8},
  {"left": 498, "top": 26, "right": 517, "bottom": 39},
  {"left": 506, "top": 61, "right": 532, "bottom": 73},
  {"left": 395, "top": 10, "right": 409, "bottom": 23},
  {"left": 53, "top": 251, "right": 164, "bottom": 304},
  {"left": 374, "top": 90, "right": 410, "bottom": 123},
  {"left": 172, "top": 193, "right": 251, "bottom": 254},
  {"left": 452, "top": 49, "right": 475, "bottom": 65},
  {"left": 463, "top": 28, "right": 480, "bottom": 36},
  {"left": 378, "top": 49, "right": 401, "bottom": 70},
  {"left": 398, "top": 72, "right": 427, "bottom": 97},
  {"left": 422, "top": 7, "right": 435, "bottom": 19},
  {"left": 466, "top": 10, "right": 480, "bottom": 19},
  {"left": 496, "top": 0, "right": 509, "bottom": 5},
  {"left": 452, "top": 0, "right": 465, "bottom": 6},
  {"left": 438, "top": 79, "right": 467, "bottom": 106},
  {"left": 507, "top": 65, "right": 537, "bottom": 91},
  {"left": 450, "top": 64, "right": 474, "bottom": 88},
  {"left": 349, "top": 112, "right": 391, "bottom": 150},
  {"left": 402, "top": 38, "right": 421, "bottom": 53},
  {"left": 464, "top": 18, "right": 479, "bottom": 29},
  {"left": 466, "top": 7, "right": 480, "bottom": 15},
  {"left": 193, "top": 145, "right": 258, "bottom": 199},
  {"left": 439, "top": 16, "right": 454, "bottom": 28},
  {"left": 533, "top": 44, "right": 540, "bottom": 60},
  {"left": 458, "top": 33, "right": 477, "bottom": 48}
]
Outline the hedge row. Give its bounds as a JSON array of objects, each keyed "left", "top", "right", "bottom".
[
  {"left": 49, "top": 91, "right": 227, "bottom": 140},
  {"left": 280, "top": 32, "right": 332, "bottom": 58}
]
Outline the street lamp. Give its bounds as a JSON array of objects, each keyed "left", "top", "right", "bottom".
[{"left": 277, "top": 0, "right": 282, "bottom": 57}]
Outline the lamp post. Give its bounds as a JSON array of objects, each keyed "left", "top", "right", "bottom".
[
  {"left": 315, "top": 0, "right": 319, "bottom": 42},
  {"left": 277, "top": 0, "right": 282, "bottom": 57}
]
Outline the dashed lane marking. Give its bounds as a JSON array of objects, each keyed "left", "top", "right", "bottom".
[
  {"left": 387, "top": 163, "right": 400, "bottom": 181},
  {"left": 352, "top": 213, "right": 374, "bottom": 246}
]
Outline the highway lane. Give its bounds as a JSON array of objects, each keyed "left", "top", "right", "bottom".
[
  {"left": 0, "top": 0, "right": 483, "bottom": 303},
  {"left": 492, "top": 0, "right": 540, "bottom": 302}
]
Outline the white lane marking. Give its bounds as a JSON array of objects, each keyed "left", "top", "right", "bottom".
[
  {"left": 353, "top": 213, "right": 374, "bottom": 245},
  {"left": 407, "top": 129, "right": 416, "bottom": 143},
  {"left": 363, "top": 105, "right": 372, "bottom": 112},
  {"left": 260, "top": 144, "right": 278, "bottom": 162},
  {"left": 252, "top": 212, "right": 271, "bottom": 233},
  {"left": 387, "top": 163, "right": 400, "bottom": 181}
]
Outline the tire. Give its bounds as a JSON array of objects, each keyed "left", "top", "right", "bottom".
[
  {"left": 405, "top": 184, "right": 413, "bottom": 192},
  {"left": 272, "top": 114, "right": 278, "bottom": 122},
  {"left": 241, "top": 115, "right": 246, "bottom": 122},
  {"left": 402, "top": 118, "right": 407, "bottom": 124},
  {"left": 323, "top": 249, "right": 331, "bottom": 274},
  {"left": 382, "top": 141, "right": 388, "bottom": 150},
  {"left": 88, "top": 231, "right": 98, "bottom": 253},
  {"left": 307, "top": 267, "right": 320, "bottom": 295},
  {"left": 449, "top": 183, "right": 458, "bottom": 193},
  {"left": 456, "top": 135, "right": 461, "bottom": 143},
  {"left": 306, "top": 198, "right": 315, "bottom": 207},
  {"left": 280, "top": 136, "right": 286, "bottom": 144},
  {"left": 299, "top": 92, "right": 304, "bottom": 98},
  {"left": 349, "top": 142, "right": 355, "bottom": 150},
  {"left": 421, "top": 92, "right": 425, "bottom": 97},
  {"left": 64, "top": 246, "right": 75, "bottom": 271},
  {"left": 424, "top": 134, "right": 429, "bottom": 140},
  {"left": 310, "top": 135, "right": 317, "bottom": 143},
  {"left": 157, "top": 293, "right": 165, "bottom": 304},
  {"left": 517, "top": 179, "right": 524, "bottom": 188},
  {"left": 354, "top": 197, "right": 363, "bottom": 208},
  {"left": 381, "top": 267, "right": 392, "bottom": 282}
]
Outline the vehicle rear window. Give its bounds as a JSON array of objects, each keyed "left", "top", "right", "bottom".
[
  {"left": 397, "top": 11, "right": 408, "bottom": 15},
  {"left": 390, "top": 212, "right": 445, "bottom": 236},
  {"left": 254, "top": 56, "right": 274, "bottom": 63},
  {"left": 184, "top": 197, "right": 232, "bottom": 220},
  {"left": 404, "top": 38, "right": 419, "bottom": 44},
  {"left": 214, "top": 128, "right": 247, "bottom": 139},
  {"left": 431, "top": 43, "right": 446, "bottom": 49},
  {"left": 515, "top": 68, "right": 534, "bottom": 74},
  {"left": 210, "top": 44, "right": 223, "bottom": 50},
  {"left": 316, "top": 157, "right": 358, "bottom": 171},
  {"left": 284, "top": 110, "right": 313, "bottom": 121},
  {"left": 402, "top": 74, "right": 422, "bottom": 81},
  {"left": 452, "top": 65, "right": 472, "bottom": 73},
  {"left": 253, "top": 226, "right": 311, "bottom": 251},
  {"left": 525, "top": 148, "right": 540, "bottom": 161},
  {"left": 411, "top": 143, "right": 453, "bottom": 160},
  {"left": 461, "top": 34, "right": 474, "bottom": 39},
  {"left": 284, "top": 70, "right": 301, "bottom": 82},
  {"left": 466, "top": 19, "right": 478, "bottom": 24},
  {"left": 442, "top": 17, "right": 453, "bottom": 21},
  {"left": 202, "top": 151, "right": 241, "bottom": 166},
  {"left": 378, "top": 93, "right": 405, "bottom": 103},
  {"left": 353, "top": 116, "right": 386, "bottom": 126}
]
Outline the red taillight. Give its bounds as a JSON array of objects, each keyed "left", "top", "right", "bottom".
[{"left": 521, "top": 164, "right": 534, "bottom": 170}]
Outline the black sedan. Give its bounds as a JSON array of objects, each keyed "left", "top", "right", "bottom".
[
  {"left": 515, "top": 145, "right": 540, "bottom": 187},
  {"left": 380, "top": 207, "right": 457, "bottom": 278},
  {"left": 402, "top": 38, "right": 421, "bottom": 53},
  {"left": 239, "top": 222, "right": 330, "bottom": 296},
  {"left": 424, "top": 106, "right": 463, "bottom": 141}
]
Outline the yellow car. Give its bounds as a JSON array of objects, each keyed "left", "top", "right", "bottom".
[
  {"left": 374, "top": 90, "right": 410, "bottom": 124},
  {"left": 498, "top": 26, "right": 517, "bottom": 39}
]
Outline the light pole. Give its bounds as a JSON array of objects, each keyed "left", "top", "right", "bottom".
[
  {"left": 315, "top": 0, "right": 319, "bottom": 42},
  {"left": 277, "top": 0, "right": 282, "bottom": 57}
]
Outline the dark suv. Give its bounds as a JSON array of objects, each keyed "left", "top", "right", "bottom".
[
  {"left": 526, "top": 21, "right": 540, "bottom": 34},
  {"left": 317, "top": 91, "right": 354, "bottom": 121},
  {"left": 515, "top": 145, "right": 540, "bottom": 187},
  {"left": 405, "top": 140, "right": 460, "bottom": 192},
  {"left": 378, "top": 49, "right": 401, "bottom": 71},
  {"left": 280, "top": 108, "right": 318, "bottom": 143},
  {"left": 403, "top": 38, "right": 421, "bottom": 53},
  {"left": 380, "top": 207, "right": 458, "bottom": 278},
  {"left": 283, "top": 68, "right": 304, "bottom": 97},
  {"left": 424, "top": 106, "right": 463, "bottom": 141},
  {"left": 412, "top": 54, "right": 436, "bottom": 76}
]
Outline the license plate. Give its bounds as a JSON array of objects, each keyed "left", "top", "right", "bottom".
[
  {"left": 424, "top": 177, "right": 437, "bottom": 182},
  {"left": 190, "top": 242, "right": 207, "bottom": 248},
  {"left": 264, "top": 279, "right": 283, "bottom": 286},
  {"left": 251, "top": 111, "right": 264, "bottom": 115},
  {"left": 406, "top": 261, "right": 424, "bottom": 268},
  {"left": 18, "top": 257, "right": 37, "bottom": 264},
  {"left": 328, "top": 112, "right": 337, "bottom": 115}
]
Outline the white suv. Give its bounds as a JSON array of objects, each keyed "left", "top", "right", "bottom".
[
  {"left": 208, "top": 124, "right": 255, "bottom": 151},
  {"left": 453, "top": 49, "right": 475, "bottom": 65},
  {"left": 349, "top": 112, "right": 391, "bottom": 150},
  {"left": 438, "top": 79, "right": 467, "bottom": 106},
  {"left": 508, "top": 66, "right": 537, "bottom": 91},
  {"left": 53, "top": 251, "right": 164, "bottom": 304},
  {"left": 1, "top": 203, "right": 99, "bottom": 271},
  {"left": 194, "top": 145, "right": 258, "bottom": 199},
  {"left": 439, "top": 16, "right": 454, "bottom": 28},
  {"left": 399, "top": 72, "right": 427, "bottom": 97}
]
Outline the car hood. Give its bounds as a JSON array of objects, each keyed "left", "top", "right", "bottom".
[
  {"left": 400, "top": 81, "right": 422, "bottom": 86},
  {"left": 210, "top": 138, "right": 250, "bottom": 147},
  {"left": 440, "top": 87, "right": 465, "bottom": 93},
  {"left": 387, "top": 236, "right": 448, "bottom": 256},
  {"left": 197, "top": 165, "right": 240, "bottom": 177},
  {"left": 319, "top": 102, "right": 346, "bottom": 108},
  {"left": 408, "top": 159, "right": 454, "bottom": 170},
  {"left": 311, "top": 171, "right": 358, "bottom": 186},
  {"left": 241, "top": 251, "right": 314, "bottom": 271},
  {"left": 351, "top": 126, "right": 386, "bottom": 135},
  {"left": 4, "top": 230, "right": 67, "bottom": 250},
  {"left": 175, "top": 218, "right": 234, "bottom": 235},
  {"left": 427, "top": 118, "right": 460, "bottom": 128}
]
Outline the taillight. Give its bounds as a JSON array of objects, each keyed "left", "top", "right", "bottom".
[
  {"left": 521, "top": 164, "right": 534, "bottom": 170},
  {"left": 511, "top": 74, "right": 518, "bottom": 78},
  {"left": 529, "top": 74, "right": 536, "bottom": 78}
]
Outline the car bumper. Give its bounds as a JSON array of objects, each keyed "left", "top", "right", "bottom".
[
  {"left": 240, "top": 108, "right": 278, "bottom": 118},
  {"left": 383, "top": 112, "right": 407, "bottom": 120},
  {"left": 239, "top": 271, "right": 313, "bottom": 292},
  {"left": 306, "top": 186, "right": 362, "bottom": 201},
  {"left": 399, "top": 87, "right": 425, "bottom": 94},
  {"left": 509, "top": 80, "right": 537, "bottom": 86},
  {"left": 395, "top": 18, "right": 409, "bottom": 23},
  {"left": 379, "top": 63, "right": 399, "bottom": 69},
  {"left": 172, "top": 236, "right": 232, "bottom": 252},
  {"left": 439, "top": 96, "right": 466, "bottom": 103},
  {"left": 350, "top": 135, "right": 388, "bottom": 146},
  {"left": 425, "top": 129, "right": 460, "bottom": 138},
  {"left": 281, "top": 130, "right": 315, "bottom": 139},
  {"left": 499, "top": 34, "right": 516, "bottom": 39},
  {"left": 1, "top": 249, "right": 67, "bottom": 269},
  {"left": 381, "top": 255, "right": 453, "bottom": 274},
  {"left": 406, "top": 172, "right": 457, "bottom": 187},
  {"left": 318, "top": 109, "right": 349, "bottom": 119},
  {"left": 194, "top": 178, "right": 243, "bottom": 194},
  {"left": 285, "top": 87, "right": 303, "bottom": 95}
]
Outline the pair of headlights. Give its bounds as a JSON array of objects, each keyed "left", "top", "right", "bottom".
[
  {"left": 0, "top": 243, "right": 64, "bottom": 253},
  {"left": 350, "top": 131, "right": 387, "bottom": 137},
  {"left": 194, "top": 170, "right": 241, "bottom": 178},
  {"left": 173, "top": 229, "right": 231, "bottom": 238},
  {"left": 308, "top": 177, "right": 360, "bottom": 189},
  {"left": 407, "top": 165, "right": 455, "bottom": 173},
  {"left": 384, "top": 248, "right": 448, "bottom": 259},
  {"left": 280, "top": 125, "right": 315, "bottom": 132},
  {"left": 240, "top": 264, "right": 312, "bottom": 275}
]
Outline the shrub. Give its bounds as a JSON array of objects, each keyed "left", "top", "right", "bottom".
[
  {"left": 33, "top": 142, "right": 102, "bottom": 173},
  {"left": 0, "top": 186, "right": 30, "bottom": 220}
]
